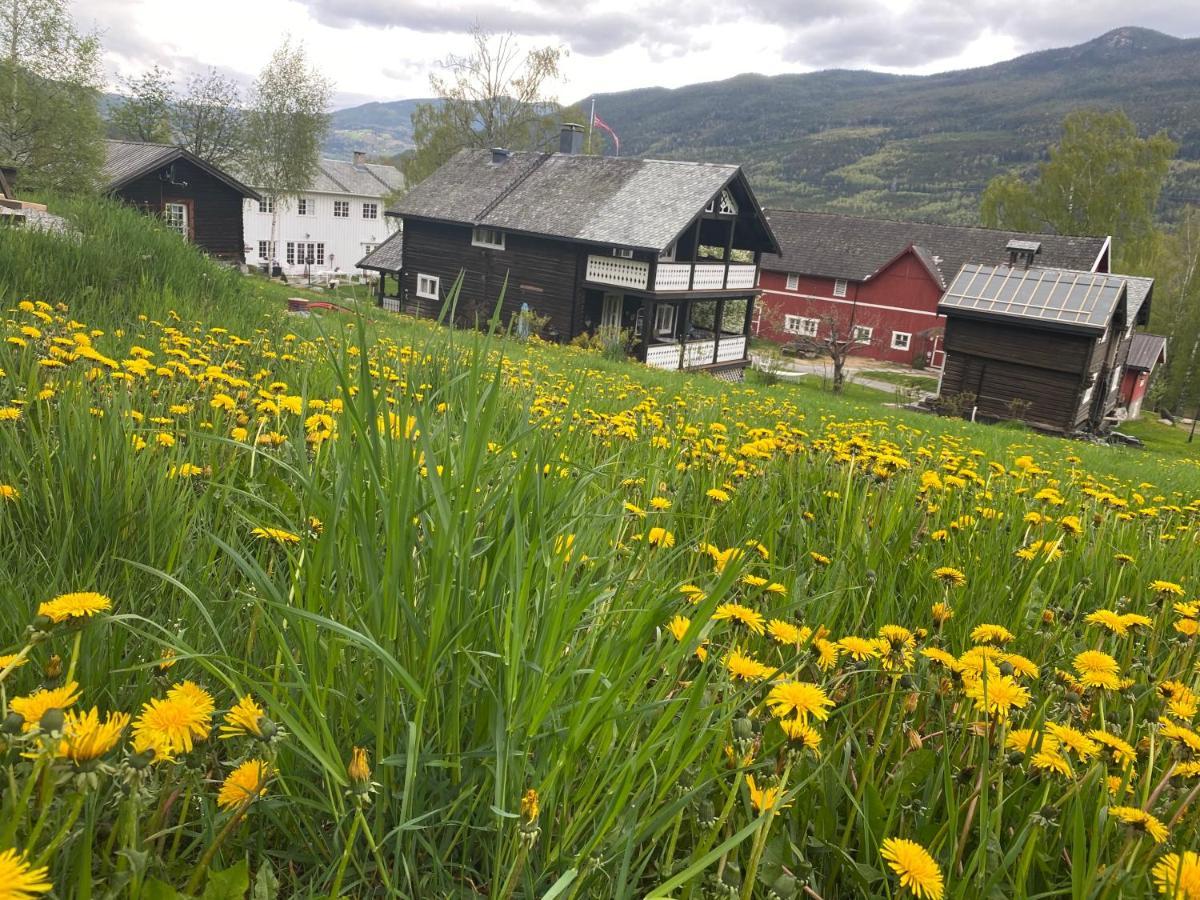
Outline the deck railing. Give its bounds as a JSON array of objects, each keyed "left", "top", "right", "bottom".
[
  {"left": 585, "top": 255, "right": 757, "bottom": 293},
  {"left": 644, "top": 335, "right": 749, "bottom": 370}
]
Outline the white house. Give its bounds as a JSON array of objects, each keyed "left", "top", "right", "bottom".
[{"left": 243, "top": 151, "right": 404, "bottom": 278}]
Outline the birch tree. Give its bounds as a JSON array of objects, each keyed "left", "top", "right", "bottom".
[
  {"left": 174, "top": 68, "right": 244, "bottom": 168},
  {"left": 242, "top": 37, "right": 331, "bottom": 270},
  {"left": 108, "top": 65, "right": 174, "bottom": 143},
  {"left": 0, "top": 0, "right": 103, "bottom": 192}
]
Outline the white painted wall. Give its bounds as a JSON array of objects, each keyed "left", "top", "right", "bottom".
[{"left": 243, "top": 192, "right": 399, "bottom": 277}]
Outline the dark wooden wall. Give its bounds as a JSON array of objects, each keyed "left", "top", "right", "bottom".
[
  {"left": 939, "top": 317, "right": 1100, "bottom": 432},
  {"left": 112, "top": 159, "right": 246, "bottom": 262},
  {"left": 399, "top": 219, "right": 583, "bottom": 338}
]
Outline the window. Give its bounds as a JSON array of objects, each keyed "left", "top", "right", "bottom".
[
  {"left": 852, "top": 325, "right": 873, "bottom": 343},
  {"left": 891, "top": 331, "right": 912, "bottom": 351},
  {"left": 785, "top": 273, "right": 799, "bottom": 291},
  {"left": 833, "top": 279, "right": 848, "bottom": 298},
  {"left": 296, "top": 197, "right": 311, "bottom": 216},
  {"left": 362, "top": 202, "right": 378, "bottom": 219},
  {"left": 784, "top": 315, "right": 818, "bottom": 337},
  {"left": 659, "top": 243, "right": 676, "bottom": 262},
  {"left": 416, "top": 273, "right": 439, "bottom": 300},
  {"left": 333, "top": 200, "right": 350, "bottom": 218},
  {"left": 257, "top": 196, "right": 274, "bottom": 213},
  {"left": 163, "top": 202, "right": 188, "bottom": 238},
  {"left": 613, "top": 248, "right": 634, "bottom": 259},
  {"left": 361, "top": 243, "right": 378, "bottom": 256},
  {"left": 257, "top": 240, "right": 276, "bottom": 261},
  {"left": 601, "top": 293, "right": 622, "bottom": 329},
  {"left": 472, "top": 227, "right": 505, "bottom": 250},
  {"left": 286, "top": 241, "right": 325, "bottom": 266},
  {"left": 654, "top": 303, "right": 676, "bottom": 338}
]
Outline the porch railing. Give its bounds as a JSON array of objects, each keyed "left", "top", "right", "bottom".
[
  {"left": 585, "top": 255, "right": 758, "bottom": 293},
  {"left": 644, "top": 335, "right": 748, "bottom": 370}
]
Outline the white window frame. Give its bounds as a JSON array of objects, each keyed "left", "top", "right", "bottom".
[
  {"left": 852, "top": 325, "right": 873, "bottom": 343},
  {"left": 257, "top": 196, "right": 274, "bottom": 214},
  {"left": 416, "top": 273, "right": 440, "bottom": 300},
  {"left": 833, "top": 279, "right": 848, "bottom": 298},
  {"left": 163, "top": 202, "right": 188, "bottom": 238},
  {"left": 785, "top": 273, "right": 799, "bottom": 291},
  {"left": 296, "top": 197, "right": 312, "bottom": 216},
  {"left": 361, "top": 243, "right": 378, "bottom": 256},
  {"left": 601, "top": 293, "right": 622, "bottom": 329},
  {"left": 654, "top": 303, "right": 677, "bottom": 338},
  {"left": 472, "top": 227, "right": 505, "bottom": 250},
  {"left": 257, "top": 240, "right": 276, "bottom": 261},
  {"left": 783, "top": 315, "right": 819, "bottom": 337},
  {"left": 891, "top": 331, "right": 912, "bottom": 351},
  {"left": 613, "top": 247, "right": 634, "bottom": 259},
  {"left": 333, "top": 200, "right": 350, "bottom": 218},
  {"left": 362, "top": 202, "right": 378, "bottom": 220}
]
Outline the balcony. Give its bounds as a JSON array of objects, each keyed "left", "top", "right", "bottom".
[
  {"left": 585, "top": 255, "right": 757, "bottom": 293},
  {"left": 644, "top": 335, "right": 748, "bottom": 370}
]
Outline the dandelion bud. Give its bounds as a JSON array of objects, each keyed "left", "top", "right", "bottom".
[
  {"left": 255, "top": 717, "right": 278, "bottom": 741},
  {"left": 1, "top": 712, "right": 23, "bottom": 735},
  {"left": 519, "top": 788, "right": 540, "bottom": 825},
  {"left": 1007, "top": 751, "right": 1026, "bottom": 767},
  {"left": 129, "top": 748, "right": 156, "bottom": 770},
  {"left": 38, "top": 707, "right": 66, "bottom": 734},
  {"left": 999, "top": 661, "right": 1015, "bottom": 677},
  {"left": 348, "top": 746, "right": 371, "bottom": 788},
  {"left": 767, "top": 872, "right": 798, "bottom": 900},
  {"left": 30, "top": 615, "right": 52, "bottom": 635},
  {"left": 44, "top": 654, "right": 62, "bottom": 680}
]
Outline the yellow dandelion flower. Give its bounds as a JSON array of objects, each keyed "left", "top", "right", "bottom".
[
  {"left": 250, "top": 526, "right": 301, "bottom": 545},
  {"left": 219, "top": 695, "right": 270, "bottom": 740},
  {"left": 0, "top": 848, "right": 51, "bottom": 899},
  {"left": 56, "top": 707, "right": 130, "bottom": 766},
  {"left": 933, "top": 566, "right": 966, "bottom": 587},
  {"left": 706, "top": 488, "right": 730, "bottom": 502},
  {"left": 1030, "top": 749, "right": 1073, "bottom": 778},
  {"left": 1108, "top": 806, "right": 1168, "bottom": 843},
  {"left": 881, "top": 837, "right": 944, "bottom": 900},
  {"left": 746, "top": 775, "right": 787, "bottom": 813},
  {"left": 766, "top": 619, "right": 806, "bottom": 646},
  {"left": 1151, "top": 580, "right": 1185, "bottom": 596},
  {"left": 780, "top": 718, "right": 822, "bottom": 756},
  {"left": 9, "top": 681, "right": 81, "bottom": 731},
  {"left": 216, "top": 759, "right": 271, "bottom": 810},
  {"left": 712, "top": 602, "right": 766, "bottom": 636},
  {"left": 666, "top": 615, "right": 691, "bottom": 642},
  {"left": 964, "top": 673, "right": 1029, "bottom": 721},
  {"left": 765, "top": 680, "right": 834, "bottom": 723},
  {"left": 1152, "top": 851, "right": 1200, "bottom": 898},
  {"left": 969, "top": 623, "right": 1014, "bottom": 645},
  {"left": 646, "top": 527, "right": 675, "bottom": 548},
  {"left": 36, "top": 591, "right": 112, "bottom": 624},
  {"left": 723, "top": 648, "right": 771, "bottom": 682}
]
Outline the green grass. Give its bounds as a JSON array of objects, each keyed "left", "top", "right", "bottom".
[
  {"left": 862, "top": 369, "right": 940, "bottom": 392},
  {"left": 1117, "top": 416, "right": 1200, "bottom": 461},
  {"left": 3, "top": 202, "right": 1200, "bottom": 898}
]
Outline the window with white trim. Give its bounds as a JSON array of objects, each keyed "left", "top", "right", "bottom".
[
  {"left": 472, "top": 227, "right": 505, "bottom": 250},
  {"left": 852, "top": 325, "right": 873, "bottom": 343},
  {"left": 285, "top": 241, "right": 325, "bottom": 266},
  {"left": 784, "top": 315, "right": 819, "bottom": 337},
  {"left": 333, "top": 200, "right": 350, "bottom": 218},
  {"left": 416, "top": 273, "right": 439, "bottom": 300},
  {"left": 163, "top": 202, "right": 188, "bottom": 238},
  {"left": 785, "top": 273, "right": 799, "bottom": 291},
  {"left": 654, "top": 303, "right": 676, "bottom": 338},
  {"left": 362, "top": 202, "right": 378, "bottom": 219},
  {"left": 257, "top": 240, "right": 276, "bottom": 260},
  {"left": 257, "top": 196, "right": 274, "bottom": 213},
  {"left": 891, "top": 331, "right": 911, "bottom": 350},
  {"left": 833, "top": 279, "right": 848, "bottom": 297},
  {"left": 613, "top": 247, "right": 634, "bottom": 259},
  {"left": 296, "top": 197, "right": 312, "bottom": 216}
]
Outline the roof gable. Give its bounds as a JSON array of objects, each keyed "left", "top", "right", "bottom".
[
  {"left": 392, "top": 149, "right": 778, "bottom": 254},
  {"left": 103, "top": 140, "right": 259, "bottom": 200},
  {"left": 761, "top": 209, "right": 1109, "bottom": 283},
  {"left": 1126, "top": 332, "right": 1167, "bottom": 371},
  {"left": 358, "top": 230, "right": 403, "bottom": 271}
]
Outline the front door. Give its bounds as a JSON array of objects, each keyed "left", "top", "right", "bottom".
[
  {"left": 163, "top": 201, "right": 190, "bottom": 240},
  {"left": 601, "top": 292, "right": 622, "bottom": 329}
]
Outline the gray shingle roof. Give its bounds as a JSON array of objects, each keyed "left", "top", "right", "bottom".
[
  {"left": 761, "top": 209, "right": 1109, "bottom": 285},
  {"left": 357, "top": 229, "right": 403, "bottom": 271},
  {"left": 390, "top": 148, "right": 770, "bottom": 253},
  {"left": 103, "top": 140, "right": 259, "bottom": 199},
  {"left": 938, "top": 264, "right": 1149, "bottom": 335},
  {"left": 1126, "top": 332, "right": 1167, "bottom": 371},
  {"left": 312, "top": 158, "right": 404, "bottom": 196}
]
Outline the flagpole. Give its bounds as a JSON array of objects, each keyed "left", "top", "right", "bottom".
[{"left": 588, "top": 98, "right": 595, "bottom": 152}]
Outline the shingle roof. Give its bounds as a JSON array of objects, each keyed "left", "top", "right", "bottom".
[
  {"left": 311, "top": 158, "right": 404, "bottom": 196},
  {"left": 103, "top": 140, "right": 259, "bottom": 199},
  {"left": 938, "top": 264, "right": 1148, "bottom": 335},
  {"left": 761, "top": 209, "right": 1109, "bottom": 285},
  {"left": 357, "top": 229, "right": 403, "bottom": 271},
  {"left": 1126, "top": 332, "right": 1167, "bottom": 371},
  {"left": 390, "top": 148, "right": 775, "bottom": 253}
]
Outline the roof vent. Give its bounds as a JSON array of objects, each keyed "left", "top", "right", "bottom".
[
  {"left": 559, "top": 123, "right": 584, "bottom": 155},
  {"left": 1006, "top": 239, "right": 1042, "bottom": 268},
  {"left": 490, "top": 148, "right": 512, "bottom": 165}
]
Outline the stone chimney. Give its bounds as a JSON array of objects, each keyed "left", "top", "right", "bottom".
[
  {"left": 559, "top": 123, "right": 584, "bottom": 155},
  {"left": 352, "top": 150, "right": 368, "bottom": 166}
]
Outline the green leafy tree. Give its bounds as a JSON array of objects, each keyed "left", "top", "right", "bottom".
[
  {"left": 108, "top": 65, "right": 174, "bottom": 143},
  {"left": 0, "top": 0, "right": 103, "bottom": 192},
  {"left": 981, "top": 109, "right": 1177, "bottom": 269},
  {"left": 1146, "top": 209, "right": 1200, "bottom": 415},
  {"left": 241, "top": 37, "right": 331, "bottom": 270},
  {"left": 402, "top": 27, "right": 565, "bottom": 188},
  {"left": 173, "top": 68, "right": 244, "bottom": 169}
]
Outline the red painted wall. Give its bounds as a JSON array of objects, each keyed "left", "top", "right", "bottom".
[
  {"left": 757, "top": 250, "right": 946, "bottom": 366},
  {"left": 1119, "top": 369, "right": 1148, "bottom": 407}
]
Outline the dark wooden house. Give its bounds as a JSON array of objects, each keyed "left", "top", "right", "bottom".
[
  {"left": 936, "top": 249, "right": 1153, "bottom": 433},
  {"left": 360, "top": 126, "right": 779, "bottom": 374},
  {"left": 102, "top": 140, "right": 259, "bottom": 263}
]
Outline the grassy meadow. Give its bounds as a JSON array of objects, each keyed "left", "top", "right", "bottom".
[{"left": 3, "top": 202, "right": 1200, "bottom": 899}]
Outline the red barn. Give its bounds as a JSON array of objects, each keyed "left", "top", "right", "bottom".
[
  {"left": 756, "top": 210, "right": 1111, "bottom": 369},
  {"left": 1118, "top": 333, "right": 1167, "bottom": 419}
]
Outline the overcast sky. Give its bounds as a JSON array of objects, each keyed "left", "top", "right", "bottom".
[{"left": 77, "top": 0, "right": 1199, "bottom": 110}]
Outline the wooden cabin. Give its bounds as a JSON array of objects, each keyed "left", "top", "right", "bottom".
[
  {"left": 936, "top": 251, "right": 1153, "bottom": 433},
  {"left": 102, "top": 140, "right": 259, "bottom": 264},
  {"left": 361, "top": 125, "right": 780, "bottom": 376},
  {"left": 1118, "top": 333, "right": 1167, "bottom": 420}
]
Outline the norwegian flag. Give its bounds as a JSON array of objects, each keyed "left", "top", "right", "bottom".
[{"left": 592, "top": 112, "right": 620, "bottom": 157}]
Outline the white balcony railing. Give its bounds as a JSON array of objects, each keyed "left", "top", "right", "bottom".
[
  {"left": 644, "top": 336, "right": 748, "bottom": 370},
  {"left": 586, "top": 255, "right": 760, "bottom": 293}
]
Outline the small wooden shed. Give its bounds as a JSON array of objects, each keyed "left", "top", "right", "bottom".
[
  {"left": 102, "top": 140, "right": 259, "bottom": 263},
  {"left": 936, "top": 260, "right": 1153, "bottom": 433}
]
